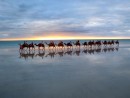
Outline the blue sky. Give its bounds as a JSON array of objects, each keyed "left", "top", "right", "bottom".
[{"left": 0, "top": 0, "right": 130, "bottom": 40}]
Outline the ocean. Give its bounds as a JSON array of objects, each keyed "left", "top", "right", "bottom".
[{"left": 0, "top": 39, "right": 130, "bottom": 98}]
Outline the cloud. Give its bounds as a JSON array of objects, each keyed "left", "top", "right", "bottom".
[{"left": 0, "top": 0, "right": 130, "bottom": 39}]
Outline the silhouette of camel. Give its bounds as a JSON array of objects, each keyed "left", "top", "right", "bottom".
[
  {"left": 19, "top": 43, "right": 29, "bottom": 50},
  {"left": 73, "top": 40, "right": 80, "bottom": 48},
  {"left": 88, "top": 40, "right": 93, "bottom": 48},
  {"left": 56, "top": 41, "right": 64, "bottom": 50},
  {"left": 102, "top": 40, "right": 107, "bottom": 47},
  {"left": 35, "top": 43, "right": 45, "bottom": 50},
  {"left": 82, "top": 42, "right": 88, "bottom": 48},
  {"left": 45, "top": 41, "right": 56, "bottom": 49},
  {"left": 64, "top": 41, "right": 73, "bottom": 49},
  {"left": 95, "top": 40, "right": 101, "bottom": 47},
  {"left": 115, "top": 40, "right": 119, "bottom": 46},
  {"left": 19, "top": 42, "right": 35, "bottom": 51},
  {"left": 28, "top": 42, "right": 35, "bottom": 50}
]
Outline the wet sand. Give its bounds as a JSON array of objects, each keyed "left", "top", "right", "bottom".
[{"left": 0, "top": 45, "right": 130, "bottom": 98}]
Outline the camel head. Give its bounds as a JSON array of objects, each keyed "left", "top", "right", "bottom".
[{"left": 45, "top": 42, "right": 48, "bottom": 45}]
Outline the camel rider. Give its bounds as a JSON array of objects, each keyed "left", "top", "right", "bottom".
[
  {"left": 50, "top": 41, "right": 54, "bottom": 45},
  {"left": 31, "top": 42, "right": 34, "bottom": 45},
  {"left": 24, "top": 41, "right": 27, "bottom": 45},
  {"left": 77, "top": 40, "right": 80, "bottom": 43},
  {"left": 23, "top": 41, "right": 26, "bottom": 45},
  {"left": 60, "top": 41, "right": 63, "bottom": 44}
]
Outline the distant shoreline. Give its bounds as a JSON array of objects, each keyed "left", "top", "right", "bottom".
[{"left": 0, "top": 39, "right": 130, "bottom": 42}]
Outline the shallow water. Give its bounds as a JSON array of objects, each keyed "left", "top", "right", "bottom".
[{"left": 0, "top": 40, "right": 130, "bottom": 98}]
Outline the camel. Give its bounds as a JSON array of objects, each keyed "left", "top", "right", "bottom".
[
  {"left": 28, "top": 42, "right": 35, "bottom": 50},
  {"left": 19, "top": 44, "right": 24, "bottom": 50},
  {"left": 111, "top": 40, "right": 115, "bottom": 46},
  {"left": 19, "top": 42, "right": 29, "bottom": 50},
  {"left": 115, "top": 40, "right": 119, "bottom": 46},
  {"left": 82, "top": 42, "right": 88, "bottom": 48},
  {"left": 56, "top": 41, "right": 64, "bottom": 50},
  {"left": 95, "top": 40, "right": 102, "bottom": 47},
  {"left": 88, "top": 41, "right": 93, "bottom": 48},
  {"left": 45, "top": 41, "right": 56, "bottom": 49},
  {"left": 64, "top": 41, "right": 73, "bottom": 49},
  {"left": 35, "top": 43, "right": 45, "bottom": 50},
  {"left": 73, "top": 40, "right": 80, "bottom": 48},
  {"left": 19, "top": 42, "right": 35, "bottom": 51},
  {"left": 102, "top": 41, "right": 107, "bottom": 47}
]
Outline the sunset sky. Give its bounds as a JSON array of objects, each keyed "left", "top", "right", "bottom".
[{"left": 0, "top": 0, "right": 130, "bottom": 40}]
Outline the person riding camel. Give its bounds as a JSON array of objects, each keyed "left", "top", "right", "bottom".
[
  {"left": 31, "top": 42, "right": 34, "bottom": 45},
  {"left": 50, "top": 41, "right": 54, "bottom": 45}
]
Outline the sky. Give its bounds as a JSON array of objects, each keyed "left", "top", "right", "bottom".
[{"left": 0, "top": 0, "right": 130, "bottom": 40}]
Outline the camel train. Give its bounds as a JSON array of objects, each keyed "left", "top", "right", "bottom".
[{"left": 19, "top": 40, "right": 119, "bottom": 51}]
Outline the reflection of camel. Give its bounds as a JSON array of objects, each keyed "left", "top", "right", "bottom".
[
  {"left": 115, "top": 47, "right": 119, "bottom": 51},
  {"left": 102, "top": 47, "right": 118, "bottom": 53},
  {"left": 82, "top": 49, "right": 88, "bottom": 54},
  {"left": 45, "top": 51, "right": 56, "bottom": 58},
  {"left": 64, "top": 50, "right": 73, "bottom": 56},
  {"left": 88, "top": 49, "right": 95, "bottom": 54},
  {"left": 19, "top": 51, "right": 28, "bottom": 60},
  {"left": 93, "top": 48, "right": 101, "bottom": 54},
  {"left": 19, "top": 46, "right": 119, "bottom": 59},
  {"left": 56, "top": 50, "right": 64, "bottom": 57},
  {"left": 35, "top": 50, "right": 45, "bottom": 59},
  {"left": 73, "top": 49, "right": 80, "bottom": 56},
  {"left": 19, "top": 50, "right": 35, "bottom": 60}
]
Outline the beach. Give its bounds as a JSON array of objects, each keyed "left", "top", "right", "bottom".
[{"left": 0, "top": 40, "right": 130, "bottom": 98}]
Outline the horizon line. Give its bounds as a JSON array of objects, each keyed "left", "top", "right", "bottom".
[{"left": 0, "top": 38, "right": 130, "bottom": 41}]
